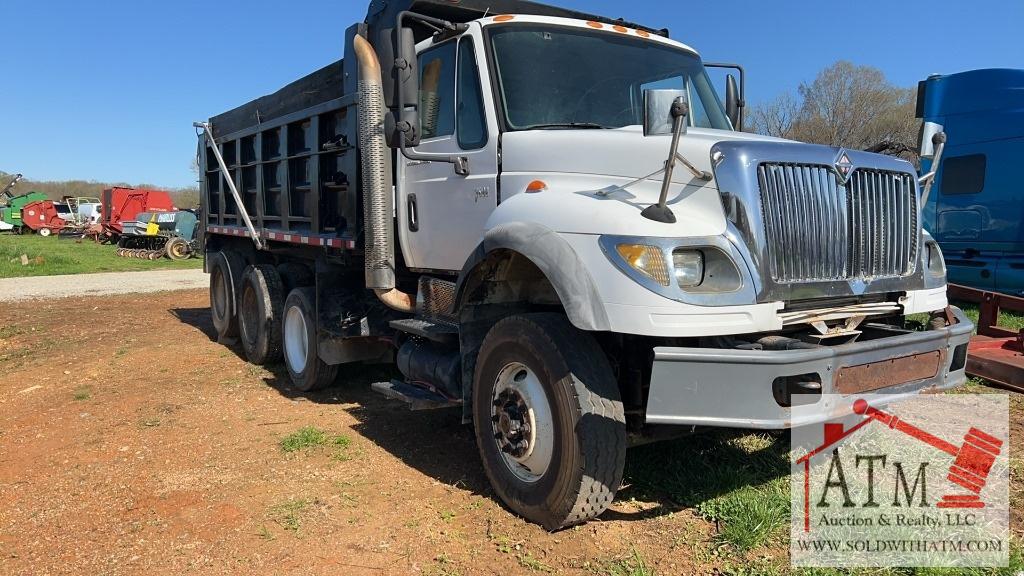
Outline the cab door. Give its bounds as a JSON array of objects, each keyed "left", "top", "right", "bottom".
[{"left": 397, "top": 31, "right": 499, "bottom": 272}]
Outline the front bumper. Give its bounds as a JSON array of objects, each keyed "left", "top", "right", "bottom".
[{"left": 645, "top": 306, "right": 974, "bottom": 429}]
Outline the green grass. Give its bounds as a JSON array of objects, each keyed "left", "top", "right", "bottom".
[
  {"left": 0, "top": 234, "right": 202, "bottom": 278},
  {"left": 280, "top": 426, "right": 329, "bottom": 452},
  {"left": 516, "top": 553, "right": 555, "bottom": 573},
  {"left": 72, "top": 386, "right": 91, "bottom": 401},
  {"left": 603, "top": 550, "right": 657, "bottom": 576},
  {"left": 279, "top": 426, "right": 353, "bottom": 460},
  {"left": 625, "top": 431, "right": 790, "bottom": 553},
  {"left": 269, "top": 498, "right": 309, "bottom": 532}
]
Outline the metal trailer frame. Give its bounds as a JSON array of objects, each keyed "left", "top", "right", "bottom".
[{"left": 948, "top": 283, "right": 1024, "bottom": 393}]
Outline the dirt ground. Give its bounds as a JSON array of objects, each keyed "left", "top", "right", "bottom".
[{"left": 0, "top": 290, "right": 1020, "bottom": 576}]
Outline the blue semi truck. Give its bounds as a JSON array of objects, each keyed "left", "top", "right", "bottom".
[{"left": 917, "top": 68, "right": 1024, "bottom": 295}]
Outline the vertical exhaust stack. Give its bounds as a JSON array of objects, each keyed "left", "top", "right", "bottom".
[{"left": 353, "top": 34, "right": 415, "bottom": 312}]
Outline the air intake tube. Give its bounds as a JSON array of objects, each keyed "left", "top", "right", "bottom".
[{"left": 353, "top": 34, "right": 415, "bottom": 312}]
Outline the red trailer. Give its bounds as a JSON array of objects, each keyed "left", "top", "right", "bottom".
[
  {"left": 98, "top": 187, "right": 175, "bottom": 240},
  {"left": 20, "top": 200, "right": 67, "bottom": 237}
]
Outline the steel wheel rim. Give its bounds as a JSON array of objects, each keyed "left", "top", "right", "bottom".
[
  {"left": 212, "top": 269, "right": 228, "bottom": 320},
  {"left": 284, "top": 305, "right": 308, "bottom": 374},
  {"left": 491, "top": 362, "right": 554, "bottom": 483},
  {"left": 239, "top": 287, "right": 259, "bottom": 348}
]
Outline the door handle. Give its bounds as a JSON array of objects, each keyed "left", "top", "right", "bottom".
[{"left": 407, "top": 194, "right": 419, "bottom": 232}]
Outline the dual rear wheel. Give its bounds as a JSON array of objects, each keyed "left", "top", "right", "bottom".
[{"left": 208, "top": 252, "right": 336, "bottom": 390}]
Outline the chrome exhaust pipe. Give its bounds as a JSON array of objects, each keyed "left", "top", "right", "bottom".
[{"left": 353, "top": 34, "right": 415, "bottom": 312}]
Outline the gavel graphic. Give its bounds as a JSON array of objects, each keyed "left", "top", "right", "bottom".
[{"left": 852, "top": 398, "right": 1003, "bottom": 508}]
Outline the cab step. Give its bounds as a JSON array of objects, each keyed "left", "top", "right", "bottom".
[
  {"left": 370, "top": 379, "right": 461, "bottom": 411},
  {"left": 389, "top": 318, "right": 458, "bottom": 344}
]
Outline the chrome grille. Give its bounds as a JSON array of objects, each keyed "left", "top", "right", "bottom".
[{"left": 757, "top": 163, "right": 918, "bottom": 283}]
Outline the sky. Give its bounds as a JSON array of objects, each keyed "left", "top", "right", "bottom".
[{"left": 1, "top": 0, "right": 1020, "bottom": 189}]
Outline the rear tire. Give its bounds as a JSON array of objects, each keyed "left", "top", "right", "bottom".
[
  {"left": 38, "top": 228, "right": 51, "bottom": 237},
  {"left": 238, "top": 264, "right": 285, "bottom": 365},
  {"left": 208, "top": 250, "right": 244, "bottom": 340},
  {"left": 282, "top": 287, "right": 339, "bottom": 392},
  {"left": 472, "top": 313, "right": 626, "bottom": 530}
]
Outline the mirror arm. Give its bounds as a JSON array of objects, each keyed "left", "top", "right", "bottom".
[
  {"left": 675, "top": 152, "right": 712, "bottom": 181},
  {"left": 641, "top": 100, "right": 687, "bottom": 224},
  {"left": 919, "top": 132, "right": 947, "bottom": 206},
  {"left": 398, "top": 133, "right": 470, "bottom": 176},
  {"left": 393, "top": 10, "right": 470, "bottom": 176}
]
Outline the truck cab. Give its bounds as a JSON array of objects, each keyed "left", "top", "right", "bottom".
[
  {"left": 198, "top": 0, "right": 972, "bottom": 530},
  {"left": 917, "top": 68, "right": 1024, "bottom": 295}
]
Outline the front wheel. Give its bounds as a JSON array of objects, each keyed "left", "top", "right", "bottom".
[
  {"left": 282, "top": 287, "right": 338, "bottom": 392},
  {"left": 473, "top": 313, "right": 626, "bottom": 530},
  {"left": 38, "top": 228, "right": 51, "bottom": 237}
]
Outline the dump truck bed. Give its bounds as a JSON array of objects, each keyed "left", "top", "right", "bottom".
[{"left": 200, "top": 0, "right": 663, "bottom": 250}]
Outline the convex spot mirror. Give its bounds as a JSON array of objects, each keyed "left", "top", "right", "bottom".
[{"left": 643, "top": 89, "right": 688, "bottom": 137}]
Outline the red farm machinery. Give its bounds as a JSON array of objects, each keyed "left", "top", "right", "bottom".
[
  {"left": 20, "top": 199, "right": 67, "bottom": 236},
  {"left": 949, "top": 284, "right": 1024, "bottom": 393},
  {"left": 90, "top": 187, "right": 175, "bottom": 243}
]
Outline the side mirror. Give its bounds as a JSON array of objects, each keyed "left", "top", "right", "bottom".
[
  {"left": 379, "top": 26, "right": 420, "bottom": 148},
  {"left": 919, "top": 121, "right": 944, "bottom": 159},
  {"left": 643, "top": 89, "right": 688, "bottom": 137},
  {"left": 725, "top": 74, "right": 740, "bottom": 129}
]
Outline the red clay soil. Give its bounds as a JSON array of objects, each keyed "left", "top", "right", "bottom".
[{"left": 0, "top": 290, "right": 1019, "bottom": 575}]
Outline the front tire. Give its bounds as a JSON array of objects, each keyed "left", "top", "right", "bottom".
[
  {"left": 282, "top": 287, "right": 339, "bottom": 392},
  {"left": 238, "top": 264, "right": 284, "bottom": 365},
  {"left": 473, "top": 313, "right": 626, "bottom": 530}
]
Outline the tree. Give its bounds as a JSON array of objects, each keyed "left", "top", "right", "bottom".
[
  {"left": 749, "top": 61, "right": 920, "bottom": 163},
  {"left": 748, "top": 92, "right": 800, "bottom": 139}
]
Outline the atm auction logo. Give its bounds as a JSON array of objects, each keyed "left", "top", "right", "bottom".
[{"left": 790, "top": 394, "right": 1009, "bottom": 568}]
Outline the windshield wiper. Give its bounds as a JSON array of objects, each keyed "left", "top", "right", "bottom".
[{"left": 520, "top": 122, "right": 611, "bottom": 130}]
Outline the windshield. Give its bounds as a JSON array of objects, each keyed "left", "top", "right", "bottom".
[{"left": 489, "top": 24, "right": 732, "bottom": 131}]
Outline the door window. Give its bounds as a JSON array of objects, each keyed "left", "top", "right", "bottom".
[
  {"left": 456, "top": 40, "right": 488, "bottom": 150},
  {"left": 418, "top": 42, "right": 456, "bottom": 139}
]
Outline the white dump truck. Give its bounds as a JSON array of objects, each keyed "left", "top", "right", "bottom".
[{"left": 197, "top": 0, "right": 973, "bottom": 529}]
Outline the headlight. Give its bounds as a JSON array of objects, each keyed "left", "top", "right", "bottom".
[
  {"left": 600, "top": 235, "right": 749, "bottom": 304},
  {"left": 615, "top": 244, "right": 670, "bottom": 286},
  {"left": 672, "top": 249, "right": 704, "bottom": 287}
]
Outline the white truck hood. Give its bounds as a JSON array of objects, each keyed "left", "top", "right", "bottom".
[{"left": 496, "top": 126, "right": 787, "bottom": 237}]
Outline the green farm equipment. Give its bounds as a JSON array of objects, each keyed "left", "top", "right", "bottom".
[{"left": 0, "top": 174, "right": 48, "bottom": 233}]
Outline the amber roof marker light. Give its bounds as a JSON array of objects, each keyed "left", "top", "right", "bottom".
[{"left": 525, "top": 180, "right": 548, "bottom": 194}]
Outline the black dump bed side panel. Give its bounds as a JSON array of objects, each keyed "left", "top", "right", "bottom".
[
  {"left": 365, "top": 0, "right": 667, "bottom": 37},
  {"left": 211, "top": 60, "right": 345, "bottom": 139}
]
